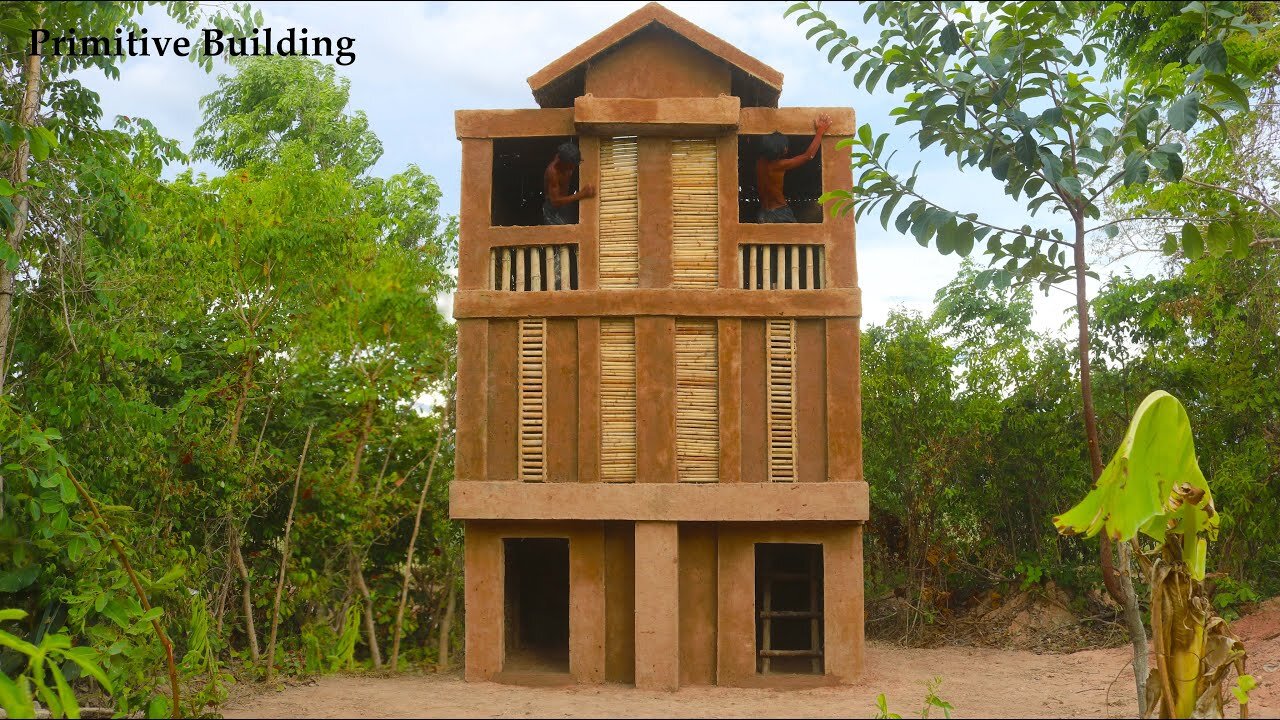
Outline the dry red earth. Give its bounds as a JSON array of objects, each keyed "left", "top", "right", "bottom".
[{"left": 220, "top": 599, "right": 1280, "bottom": 719}]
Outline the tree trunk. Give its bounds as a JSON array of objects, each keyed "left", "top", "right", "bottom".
[
  {"left": 348, "top": 400, "right": 375, "bottom": 485},
  {"left": 213, "top": 549, "right": 234, "bottom": 635},
  {"left": 436, "top": 579, "right": 457, "bottom": 673},
  {"left": 0, "top": 50, "right": 43, "bottom": 396},
  {"left": 349, "top": 547, "right": 383, "bottom": 668},
  {"left": 1073, "top": 223, "right": 1148, "bottom": 714},
  {"left": 228, "top": 350, "right": 257, "bottom": 448},
  {"left": 390, "top": 414, "right": 448, "bottom": 669},
  {"left": 265, "top": 425, "right": 312, "bottom": 683},
  {"left": 229, "top": 524, "right": 260, "bottom": 662}
]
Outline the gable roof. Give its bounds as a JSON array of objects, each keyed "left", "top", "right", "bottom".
[{"left": 527, "top": 2, "right": 784, "bottom": 108}]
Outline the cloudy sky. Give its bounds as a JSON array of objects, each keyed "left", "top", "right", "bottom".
[{"left": 79, "top": 1, "right": 1156, "bottom": 332}]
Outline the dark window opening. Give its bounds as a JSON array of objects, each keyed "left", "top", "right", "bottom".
[
  {"left": 738, "top": 135, "right": 824, "bottom": 224},
  {"left": 492, "top": 137, "right": 579, "bottom": 227},
  {"left": 504, "top": 538, "right": 570, "bottom": 673},
  {"left": 491, "top": 245, "right": 579, "bottom": 291},
  {"left": 755, "top": 543, "right": 824, "bottom": 675}
]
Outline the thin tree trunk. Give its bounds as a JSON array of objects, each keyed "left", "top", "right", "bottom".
[
  {"left": 339, "top": 399, "right": 383, "bottom": 667},
  {"left": 67, "top": 471, "right": 182, "bottom": 717},
  {"left": 349, "top": 547, "right": 383, "bottom": 668},
  {"left": 229, "top": 524, "right": 260, "bottom": 662},
  {"left": 228, "top": 350, "right": 257, "bottom": 447},
  {"left": 223, "top": 347, "right": 259, "bottom": 659},
  {"left": 265, "top": 425, "right": 312, "bottom": 683},
  {"left": 214, "top": 549, "right": 234, "bottom": 635},
  {"left": 0, "top": 50, "right": 43, "bottom": 396},
  {"left": 349, "top": 400, "right": 375, "bottom": 485},
  {"left": 1073, "top": 223, "right": 1148, "bottom": 714},
  {"left": 250, "top": 384, "right": 279, "bottom": 465},
  {"left": 436, "top": 580, "right": 457, "bottom": 673},
  {"left": 390, "top": 411, "right": 448, "bottom": 669}
]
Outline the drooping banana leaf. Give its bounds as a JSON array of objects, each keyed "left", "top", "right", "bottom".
[{"left": 1054, "top": 390, "right": 1217, "bottom": 579}]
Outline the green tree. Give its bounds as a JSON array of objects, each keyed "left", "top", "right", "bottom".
[
  {"left": 0, "top": 1, "right": 258, "bottom": 395},
  {"left": 787, "top": 2, "right": 1272, "bottom": 706}
]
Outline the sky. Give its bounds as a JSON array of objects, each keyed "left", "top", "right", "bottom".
[{"left": 77, "top": 0, "right": 1159, "bottom": 334}]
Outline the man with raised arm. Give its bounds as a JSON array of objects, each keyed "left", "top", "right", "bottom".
[
  {"left": 755, "top": 113, "right": 832, "bottom": 223},
  {"left": 542, "top": 142, "right": 595, "bottom": 225}
]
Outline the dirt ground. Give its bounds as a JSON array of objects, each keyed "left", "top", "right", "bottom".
[{"left": 220, "top": 600, "right": 1280, "bottom": 719}]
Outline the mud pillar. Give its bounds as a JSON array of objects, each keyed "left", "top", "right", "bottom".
[{"left": 634, "top": 520, "right": 680, "bottom": 690}]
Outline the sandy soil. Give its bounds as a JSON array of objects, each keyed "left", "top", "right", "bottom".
[{"left": 220, "top": 600, "right": 1280, "bottom": 719}]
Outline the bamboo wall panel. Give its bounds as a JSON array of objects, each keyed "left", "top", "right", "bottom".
[
  {"left": 675, "top": 319, "right": 718, "bottom": 482},
  {"left": 767, "top": 319, "right": 797, "bottom": 482},
  {"left": 600, "top": 318, "right": 637, "bottom": 482},
  {"left": 599, "top": 138, "right": 639, "bottom": 289},
  {"left": 518, "top": 319, "right": 547, "bottom": 481},
  {"left": 671, "top": 140, "right": 718, "bottom": 288}
]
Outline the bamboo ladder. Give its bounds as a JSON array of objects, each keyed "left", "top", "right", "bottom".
[
  {"left": 758, "top": 547, "right": 824, "bottom": 674},
  {"left": 766, "top": 319, "right": 798, "bottom": 482},
  {"left": 518, "top": 318, "right": 547, "bottom": 481}
]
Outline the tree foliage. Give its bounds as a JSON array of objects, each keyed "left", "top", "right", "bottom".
[
  {"left": 787, "top": 0, "right": 1268, "bottom": 283},
  {"left": 2, "top": 53, "right": 458, "bottom": 716}
]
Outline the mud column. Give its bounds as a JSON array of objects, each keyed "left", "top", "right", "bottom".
[{"left": 634, "top": 521, "right": 680, "bottom": 690}]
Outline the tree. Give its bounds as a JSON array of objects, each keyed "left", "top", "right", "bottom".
[
  {"left": 786, "top": 0, "right": 1272, "bottom": 709},
  {"left": 193, "top": 57, "right": 383, "bottom": 174},
  {"left": 0, "top": 1, "right": 259, "bottom": 394}
]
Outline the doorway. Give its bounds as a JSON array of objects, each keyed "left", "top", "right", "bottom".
[{"left": 503, "top": 537, "right": 570, "bottom": 672}]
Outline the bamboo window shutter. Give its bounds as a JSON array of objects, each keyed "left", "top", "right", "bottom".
[
  {"left": 518, "top": 318, "right": 547, "bottom": 481},
  {"left": 767, "top": 319, "right": 798, "bottom": 482},
  {"left": 599, "top": 319, "right": 637, "bottom": 482},
  {"left": 599, "top": 137, "right": 639, "bottom": 289}
]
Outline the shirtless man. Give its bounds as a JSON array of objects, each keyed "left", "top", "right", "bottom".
[
  {"left": 755, "top": 113, "right": 832, "bottom": 223},
  {"left": 542, "top": 142, "right": 595, "bottom": 225}
]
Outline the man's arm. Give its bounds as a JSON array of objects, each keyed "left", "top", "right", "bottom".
[{"left": 774, "top": 113, "right": 833, "bottom": 171}]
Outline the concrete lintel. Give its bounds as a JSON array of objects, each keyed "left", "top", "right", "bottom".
[{"left": 450, "top": 481, "right": 869, "bottom": 522}]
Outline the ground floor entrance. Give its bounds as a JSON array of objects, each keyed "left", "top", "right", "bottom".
[{"left": 462, "top": 519, "right": 864, "bottom": 689}]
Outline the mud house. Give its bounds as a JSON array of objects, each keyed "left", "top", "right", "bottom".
[{"left": 449, "top": 2, "right": 867, "bottom": 690}]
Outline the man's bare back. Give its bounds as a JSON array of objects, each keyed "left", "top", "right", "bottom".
[{"left": 755, "top": 114, "right": 832, "bottom": 222}]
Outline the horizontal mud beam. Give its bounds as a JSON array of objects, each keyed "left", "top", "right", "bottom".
[
  {"left": 452, "top": 288, "right": 861, "bottom": 319},
  {"left": 450, "top": 480, "right": 869, "bottom": 522}
]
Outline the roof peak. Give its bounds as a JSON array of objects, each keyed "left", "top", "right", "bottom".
[{"left": 527, "top": 2, "right": 783, "bottom": 108}]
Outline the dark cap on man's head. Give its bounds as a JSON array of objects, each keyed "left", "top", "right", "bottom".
[
  {"left": 557, "top": 142, "right": 582, "bottom": 164},
  {"left": 761, "top": 132, "right": 789, "bottom": 161}
]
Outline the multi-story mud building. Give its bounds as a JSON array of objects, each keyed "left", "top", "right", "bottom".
[{"left": 450, "top": 2, "right": 867, "bottom": 690}]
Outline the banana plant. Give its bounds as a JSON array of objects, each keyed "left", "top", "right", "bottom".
[
  {"left": 1055, "top": 391, "right": 1254, "bottom": 718},
  {"left": 0, "top": 609, "right": 112, "bottom": 719}
]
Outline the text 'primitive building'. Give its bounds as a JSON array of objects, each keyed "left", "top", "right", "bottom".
[{"left": 449, "top": 2, "right": 867, "bottom": 690}]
